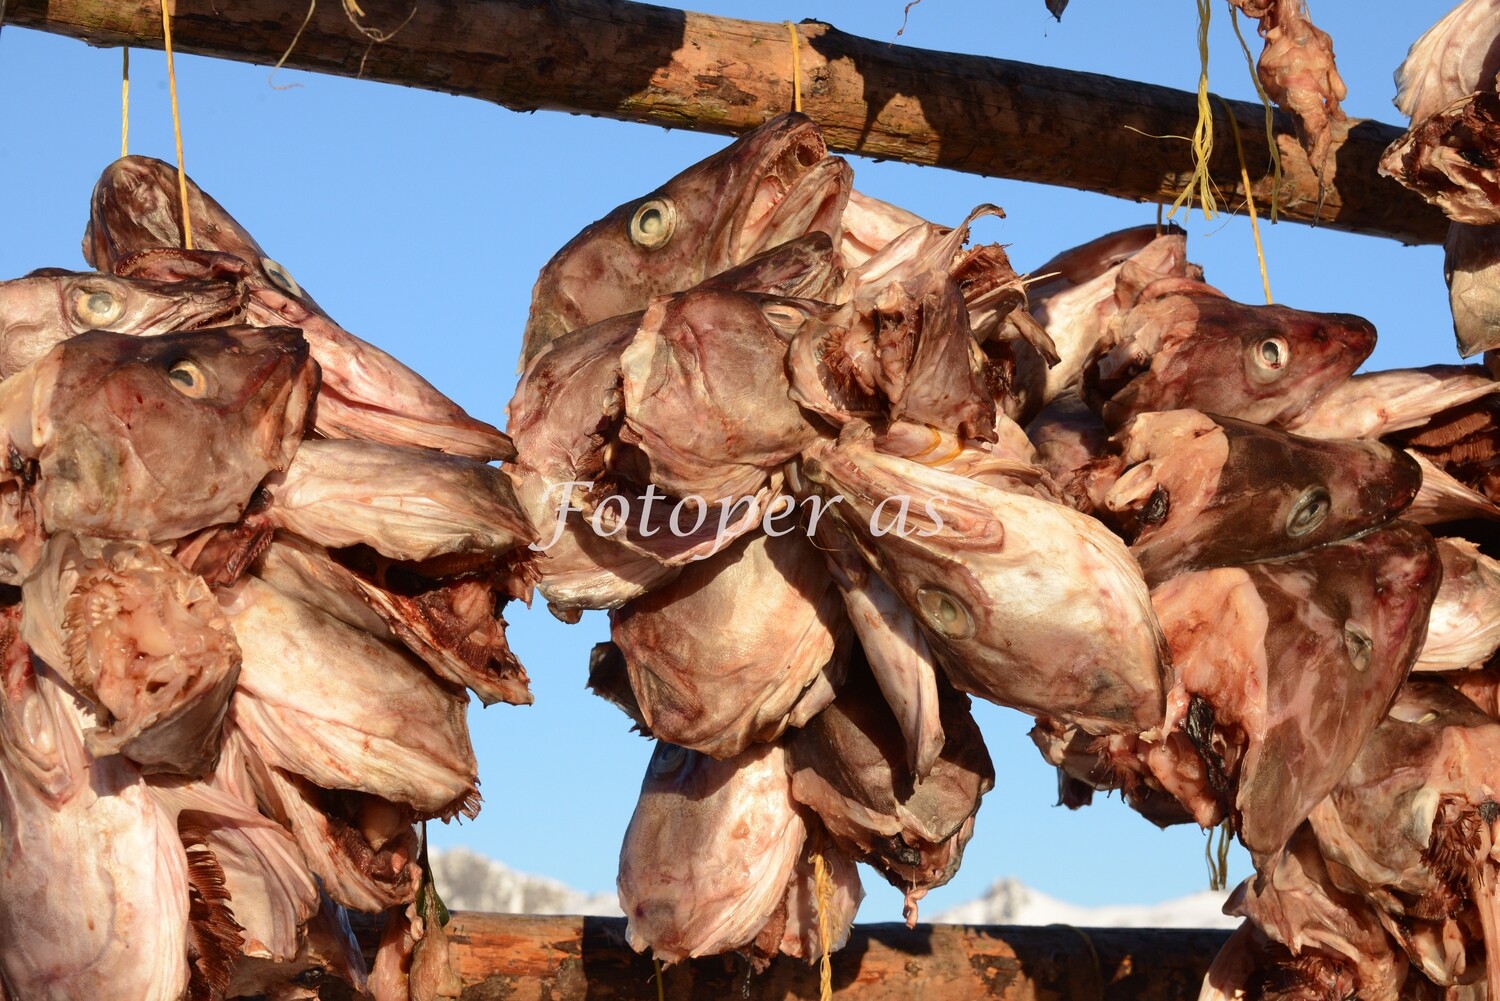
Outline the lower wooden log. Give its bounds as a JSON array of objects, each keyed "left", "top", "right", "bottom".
[{"left": 338, "top": 912, "right": 1233, "bottom": 1001}]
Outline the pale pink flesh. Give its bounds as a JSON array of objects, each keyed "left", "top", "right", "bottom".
[
  {"left": 1396, "top": 0, "right": 1500, "bottom": 124},
  {"left": 1286, "top": 365, "right": 1500, "bottom": 439}
]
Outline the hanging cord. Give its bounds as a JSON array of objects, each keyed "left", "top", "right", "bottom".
[
  {"left": 1218, "top": 96, "right": 1273, "bottom": 304},
  {"left": 653, "top": 956, "right": 665, "bottom": 1001},
  {"left": 1169, "top": 0, "right": 1217, "bottom": 221},
  {"left": 1229, "top": 6, "right": 1282, "bottom": 224},
  {"left": 121, "top": 48, "right": 131, "bottom": 157},
  {"left": 1205, "top": 819, "right": 1233, "bottom": 891},
  {"left": 160, "top": 0, "right": 193, "bottom": 248},
  {"left": 784, "top": 21, "right": 803, "bottom": 113},
  {"left": 812, "top": 846, "right": 835, "bottom": 1001}
]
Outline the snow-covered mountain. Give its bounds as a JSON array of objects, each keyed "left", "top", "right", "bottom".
[
  {"left": 430, "top": 848, "right": 1238, "bottom": 928},
  {"left": 429, "top": 847, "right": 622, "bottom": 916},
  {"left": 933, "top": 877, "right": 1239, "bottom": 928}
]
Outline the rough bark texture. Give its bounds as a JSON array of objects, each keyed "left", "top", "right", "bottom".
[
  {"left": 5, "top": 0, "right": 1446, "bottom": 244},
  {"left": 330, "top": 911, "right": 1230, "bottom": 1000}
]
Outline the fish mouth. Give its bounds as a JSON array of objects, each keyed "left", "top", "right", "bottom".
[{"left": 725, "top": 118, "right": 851, "bottom": 265}]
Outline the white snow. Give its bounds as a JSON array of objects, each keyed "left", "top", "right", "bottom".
[{"left": 430, "top": 848, "right": 1239, "bottom": 928}]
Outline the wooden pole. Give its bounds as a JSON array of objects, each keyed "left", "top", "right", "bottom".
[
  {"left": 333, "top": 912, "right": 1232, "bottom": 1000},
  {"left": 2, "top": 0, "right": 1447, "bottom": 245}
]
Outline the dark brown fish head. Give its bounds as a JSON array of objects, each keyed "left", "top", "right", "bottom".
[
  {"left": 0, "top": 270, "right": 245, "bottom": 376},
  {"left": 1093, "top": 293, "right": 1376, "bottom": 427},
  {"left": 1123, "top": 414, "right": 1424, "bottom": 582},
  {"left": 84, "top": 155, "right": 318, "bottom": 311},
  {"left": 35, "top": 325, "right": 317, "bottom": 539},
  {"left": 521, "top": 113, "right": 852, "bottom": 362}
]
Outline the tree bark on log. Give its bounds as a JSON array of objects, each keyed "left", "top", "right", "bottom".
[
  {"left": 4, "top": 0, "right": 1446, "bottom": 245},
  {"left": 333, "top": 912, "right": 1232, "bottom": 1000}
]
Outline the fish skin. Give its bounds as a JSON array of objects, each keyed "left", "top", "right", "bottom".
[
  {"left": 1414, "top": 538, "right": 1500, "bottom": 672},
  {"left": 522, "top": 113, "right": 852, "bottom": 362},
  {"left": 618, "top": 740, "right": 806, "bottom": 965},
  {"left": 777, "top": 823, "right": 864, "bottom": 962},
  {"left": 0, "top": 269, "right": 244, "bottom": 376},
  {"left": 84, "top": 155, "right": 513, "bottom": 461},
  {"left": 1308, "top": 680, "right": 1500, "bottom": 996},
  {"left": 784, "top": 658, "right": 994, "bottom": 878},
  {"left": 800, "top": 422, "right": 1167, "bottom": 736},
  {"left": 1286, "top": 363, "right": 1500, "bottom": 439},
  {"left": 1104, "top": 411, "right": 1422, "bottom": 585},
  {"left": 505, "top": 311, "right": 676, "bottom": 612},
  {"left": 14, "top": 326, "right": 316, "bottom": 542},
  {"left": 1028, "top": 227, "right": 1191, "bottom": 404},
  {"left": 226, "top": 891, "right": 371, "bottom": 1000},
  {"left": 616, "top": 289, "right": 824, "bottom": 503},
  {"left": 1200, "top": 826, "right": 1407, "bottom": 1001},
  {"left": 0, "top": 658, "right": 191, "bottom": 1001},
  {"left": 1150, "top": 522, "right": 1441, "bottom": 869},
  {"left": 839, "top": 189, "right": 928, "bottom": 267},
  {"left": 1382, "top": 91, "right": 1500, "bottom": 226},
  {"left": 253, "top": 534, "right": 533, "bottom": 707},
  {"left": 610, "top": 529, "right": 845, "bottom": 759},
  {"left": 19, "top": 534, "right": 240, "bottom": 777},
  {"left": 1250, "top": 1, "right": 1350, "bottom": 186},
  {"left": 147, "top": 740, "right": 321, "bottom": 967},
  {"left": 1446, "top": 222, "right": 1500, "bottom": 358},
  {"left": 1395, "top": 0, "right": 1500, "bottom": 124},
  {"left": 263, "top": 438, "right": 536, "bottom": 563},
  {"left": 1086, "top": 291, "right": 1376, "bottom": 429},
  {"left": 222, "top": 575, "right": 479, "bottom": 819}
]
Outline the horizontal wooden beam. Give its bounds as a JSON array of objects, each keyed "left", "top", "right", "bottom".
[
  {"left": 3, "top": 0, "right": 1447, "bottom": 245},
  {"left": 334, "top": 911, "right": 1232, "bottom": 1000}
]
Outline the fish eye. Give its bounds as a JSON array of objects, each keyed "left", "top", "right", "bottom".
[
  {"left": 1388, "top": 703, "right": 1439, "bottom": 725},
  {"left": 260, "top": 256, "right": 303, "bottom": 298},
  {"left": 167, "top": 359, "right": 211, "bottom": 398},
  {"left": 292, "top": 968, "right": 326, "bottom": 986},
  {"left": 1249, "top": 335, "right": 1290, "bottom": 382},
  {"left": 650, "top": 743, "right": 689, "bottom": 777},
  {"left": 1343, "top": 626, "right": 1373, "bottom": 672},
  {"left": 1141, "top": 485, "right": 1170, "bottom": 525},
  {"left": 1285, "top": 486, "right": 1330, "bottom": 538},
  {"left": 71, "top": 286, "right": 125, "bottom": 328},
  {"left": 916, "top": 585, "right": 975, "bottom": 640},
  {"left": 628, "top": 197, "right": 677, "bottom": 250}
]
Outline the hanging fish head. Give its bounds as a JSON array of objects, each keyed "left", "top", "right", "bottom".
[
  {"left": 1089, "top": 293, "right": 1376, "bottom": 427},
  {"left": 83, "top": 155, "right": 317, "bottom": 309},
  {"left": 32, "top": 326, "right": 317, "bottom": 540},
  {"left": 521, "top": 112, "right": 853, "bottom": 361},
  {"left": 0, "top": 269, "right": 245, "bottom": 377},
  {"left": 797, "top": 425, "right": 1166, "bottom": 735}
]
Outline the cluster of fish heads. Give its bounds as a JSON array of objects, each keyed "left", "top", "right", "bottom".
[
  {"left": 499, "top": 90, "right": 1500, "bottom": 988},
  {"left": 0, "top": 158, "right": 544, "bottom": 1001}
]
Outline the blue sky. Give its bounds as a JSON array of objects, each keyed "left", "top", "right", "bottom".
[{"left": 0, "top": 1, "right": 1454, "bottom": 920}]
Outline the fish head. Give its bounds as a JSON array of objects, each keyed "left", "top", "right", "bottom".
[
  {"left": 35, "top": 326, "right": 317, "bottom": 539},
  {"left": 1094, "top": 293, "right": 1376, "bottom": 427},
  {"left": 84, "top": 155, "right": 321, "bottom": 311},
  {"left": 0, "top": 270, "right": 245, "bottom": 376},
  {"left": 1233, "top": 521, "right": 1440, "bottom": 865},
  {"left": 801, "top": 426, "right": 1166, "bottom": 734},
  {"left": 520, "top": 113, "right": 851, "bottom": 362},
  {"left": 1121, "top": 414, "right": 1423, "bottom": 581}
]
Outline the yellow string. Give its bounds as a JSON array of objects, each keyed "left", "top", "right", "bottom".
[
  {"left": 1169, "top": 0, "right": 1217, "bottom": 222},
  {"left": 1218, "top": 97, "right": 1273, "bottom": 304},
  {"left": 812, "top": 848, "right": 834, "bottom": 1001},
  {"left": 653, "top": 956, "right": 665, "bottom": 1001},
  {"left": 160, "top": 0, "right": 193, "bottom": 249},
  {"left": 1229, "top": 7, "right": 1282, "bottom": 224},
  {"left": 121, "top": 48, "right": 130, "bottom": 157},
  {"left": 784, "top": 21, "right": 803, "bottom": 113},
  {"left": 1046, "top": 923, "right": 1105, "bottom": 1001}
]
